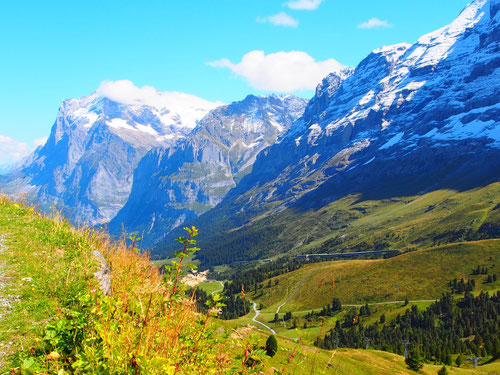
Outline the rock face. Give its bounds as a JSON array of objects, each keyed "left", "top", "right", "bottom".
[
  {"left": 2, "top": 83, "right": 220, "bottom": 225},
  {"left": 154, "top": 0, "right": 500, "bottom": 261},
  {"left": 109, "top": 94, "right": 307, "bottom": 245}
]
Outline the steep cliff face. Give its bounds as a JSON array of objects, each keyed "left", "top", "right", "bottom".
[
  {"left": 154, "top": 0, "right": 500, "bottom": 263},
  {"left": 109, "top": 94, "right": 308, "bottom": 245},
  {"left": 3, "top": 86, "right": 220, "bottom": 225}
]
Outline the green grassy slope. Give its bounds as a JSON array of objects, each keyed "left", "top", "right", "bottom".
[
  {"left": 0, "top": 198, "right": 232, "bottom": 374},
  {"left": 0, "top": 200, "right": 96, "bottom": 369},
  {"left": 223, "top": 327, "right": 500, "bottom": 375},
  {"left": 176, "top": 182, "right": 500, "bottom": 267},
  {"left": 249, "top": 239, "right": 500, "bottom": 313}
]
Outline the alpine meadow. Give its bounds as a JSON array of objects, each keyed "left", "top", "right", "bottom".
[{"left": 0, "top": 0, "right": 499, "bottom": 374}]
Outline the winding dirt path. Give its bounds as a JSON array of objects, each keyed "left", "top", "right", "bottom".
[
  {"left": 0, "top": 234, "right": 15, "bottom": 366},
  {"left": 211, "top": 280, "right": 224, "bottom": 296},
  {"left": 251, "top": 302, "right": 276, "bottom": 334}
]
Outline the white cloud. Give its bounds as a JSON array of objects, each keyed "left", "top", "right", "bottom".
[
  {"left": 207, "top": 50, "right": 346, "bottom": 92},
  {"left": 95, "top": 80, "right": 220, "bottom": 110},
  {"left": 0, "top": 135, "right": 50, "bottom": 173},
  {"left": 0, "top": 135, "right": 29, "bottom": 171},
  {"left": 257, "top": 12, "right": 299, "bottom": 27},
  {"left": 284, "top": 0, "right": 324, "bottom": 10},
  {"left": 357, "top": 18, "right": 392, "bottom": 29}
]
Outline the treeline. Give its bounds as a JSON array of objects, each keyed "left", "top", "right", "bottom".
[
  {"left": 305, "top": 297, "right": 343, "bottom": 318},
  {"left": 195, "top": 224, "right": 288, "bottom": 267},
  {"left": 316, "top": 291, "right": 500, "bottom": 363},
  {"left": 449, "top": 278, "right": 475, "bottom": 294},
  {"left": 190, "top": 257, "right": 306, "bottom": 320}
]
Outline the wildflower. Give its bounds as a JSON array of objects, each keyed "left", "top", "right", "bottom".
[
  {"left": 209, "top": 306, "right": 222, "bottom": 315},
  {"left": 181, "top": 270, "right": 208, "bottom": 288},
  {"left": 230, "top": 325, "right": 254, "bottom": 339}
]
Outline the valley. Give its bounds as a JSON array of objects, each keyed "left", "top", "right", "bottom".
[{"left": 0, "top": 0, "right": 499, "bottom": 373}]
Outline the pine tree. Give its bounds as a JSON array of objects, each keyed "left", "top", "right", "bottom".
[
  {"left": 437, "top": 366, "right": 448, "bottom": 375},
  {"left": 455, "top": 354, "right": 462, "bottom": 367},
  {"left": 265, "top": 335, "right": 278, "bottom": 357},
  {"left": 406, "top": 348, "right": 423, "bottom": 372}
]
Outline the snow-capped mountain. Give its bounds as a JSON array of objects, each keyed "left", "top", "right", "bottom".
[
  {"left": 154, "top": 0, "right": 500, "bottom": 261},
  {"left": 108, "top": 94, "right": 307, "bottom": 245},
  {"left": 229, "top": 0, "right": 500, "bottom": 205},
  {"left": 4, "top": 81, "right": 221, "bottom": 224}
]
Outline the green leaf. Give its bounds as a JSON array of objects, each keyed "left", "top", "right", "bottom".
[
  {"left": 175, "top": 236, "right": 188, "bottom": 244},
  {"left": 22, "top": 358, "right": 35, "bottom": 369}
]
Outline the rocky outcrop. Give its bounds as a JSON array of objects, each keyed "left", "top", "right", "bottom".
[{"left": 93, "top": 250, "right": 111, "bottom": 296}]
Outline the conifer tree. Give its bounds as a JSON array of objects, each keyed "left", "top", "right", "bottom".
[
  {"left": 406, "top": 348, "right": 423, "bottom": 371},
  {"left": 265, "top": 335, "right": 278, "bottom": 357}
]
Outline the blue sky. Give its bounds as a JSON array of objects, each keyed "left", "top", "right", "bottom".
[{"left": 0, "top": 0, "right": 470, "bottom": 168}]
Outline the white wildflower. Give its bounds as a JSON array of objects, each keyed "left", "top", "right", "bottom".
[
  {"left": 209, "top": 306, "right": 222, "bottom": 315},
  {"left": 181, "top": 270, "right": 208, "bottom": 288}
]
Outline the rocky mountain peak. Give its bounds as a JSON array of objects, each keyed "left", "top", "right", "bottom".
[
  {"left": 108, "top": 94, "right": 308, "bottom": 245},
  {"left": 5, "top": 82, "right": 222, "bottom": 225}
]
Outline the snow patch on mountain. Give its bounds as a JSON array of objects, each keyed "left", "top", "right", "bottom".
[
  {"left": 379, "top": 132, "right": 405, "bottom": 150},
  {"left": 96, "top": 80, "right": 222, "bottom": 129}
]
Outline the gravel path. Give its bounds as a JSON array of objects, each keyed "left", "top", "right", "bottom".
[
  {"left": 251, "top": 302, "right": 276, "bottom": 334},
  {"left": 211, "top": 280, "right": 224, "bottom": 296},
  {"left": 0, "top": 234, "right": 11, "bottom": 319}
]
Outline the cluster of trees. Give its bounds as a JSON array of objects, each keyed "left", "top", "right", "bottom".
[
  {"left": 472, "top": 265, "right": 490, "bottom": 275},
  {"left": 305, "top": 297, "right": 343, "bottom": 319},
  {"left": 316, "top": 291, "right": 500, "bottom": 364},
  {"left": 449, "top": 278, "right": 475, "bottom": 294},
  {"left": 485, "top": 273, "right": 498, "bottom": 283}
]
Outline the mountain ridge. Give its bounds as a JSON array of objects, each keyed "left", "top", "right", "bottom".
[
  {"left": 108, "top": 94, "right": 308, "bottom": 245},
  {"left": 154, "top": 0, "right": 500, "bottom": 264}
]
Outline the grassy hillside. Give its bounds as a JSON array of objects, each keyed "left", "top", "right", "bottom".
[
  {"left": 224, "top": 326, "right": 500, "bottom": 374},
  {"left": 249, "top": 239, "right": 500, "bottom": 313},
  {"left": 160, "top": 182, "right": 500, "bottom": 267},
  {"left": 0, "top": 197, "right": 232, "bottom": 374},
  {"left": 1, "top": 196, "right": 498, "bottom": 374}
]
